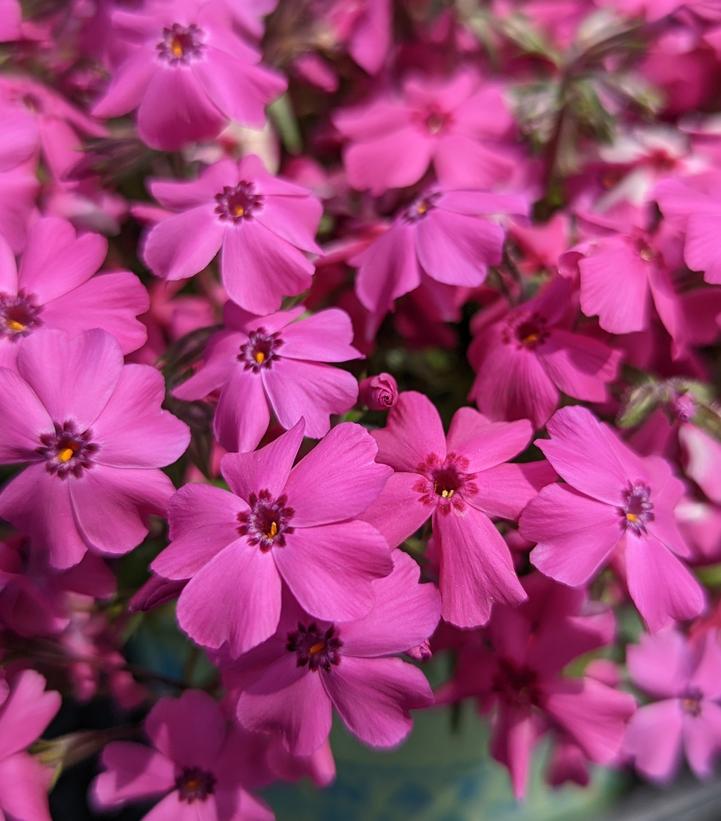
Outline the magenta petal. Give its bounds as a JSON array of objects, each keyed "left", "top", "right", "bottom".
[
  {"left": 683, "top": 701, "right": 721, "bottom": 778},
  {"left": 92, "top": 50, "right": 155, "bottom": 118},
  {"left": 0, "top": 670, "right": 60, "bottom": 759},
  {"left": 176, "top": 539, "right": 281, "bottom": 656},
  {"left": 146, "top": 690, "right": 225, "bottom": 768},
  {"left": 215, "top": 367, "right": 270, "bottom": 453},
  {"left": 537, "top": 329, "right": 621, "bottom": 402},
  {"left": 324, "top": 656, "right": 433, "bottom": 748},
  {"left": 279, "top": 309, "right": 360, "bottom": 362},
  {"left": 93, "top": 365, "right": 189, "bottom": 468},
  {"left": 0, "top": 233, "right": 17, "bottom": 293},
  {"left": 490, "top": 704, "right": 538, "bottom": 800},
  {"left": 221, "top": 420, "right": 304, "bottom": 501},
  {"left": 627, "top": 630, "right": 691, "bottom": 699},
  {"left": 0, "top": 367, "right": 52, "bottom": 462},
  {"left": 523, "top": 485, "right": 620, "bottom": 587},
  {"left": 0, "top": 464, "right": 88, "bottom": 569},
  {"left": 172, "top": 332, "right": 243, "bottom": 401},
  {"left": 275, "top": 521, "right": 392, "bottom": 622},
  {"left": 344, "top": 127, "right": 433, "bottom": 194},
  {"left": 254, "top": 193, "right": 322, "bottom": 255},
  {"left": 153, "top": 484, "right": 247, "bottom": 580},
  {"left": 340, "top": 550, "right": 440, "bottom": 657},
  {"left": 625, "top": 700, "right": 684, "bottom": 782},
  {"left": 436, "top": 505, "right": 526, "bottom": 627},
  {"left": 0, "top": 753, "right": 53, "bottom": 821},
  {"left": 354, "top": 222, "right": 421, "bottom": 314},
  {"left": 686, "top": 212, "right": 721, "bottom": 284},
  {"left": 446, "top": 408, "right": 532, "bottom": 471},
  {"left": 361, "top": 471, "right": 431, "bottom": 548},
  {"left": 143, "top": 206, "right": 223, "bottom": 281},
  {"left": 17, "top": 328, "right": 123, "bottom": 429},
  {"left": 70, "top": 465, "right": 175, "bottom": 556},
  {"left": 373, "top": 391, "right": 446, "bottom": 472},
  {"left": 93, "top": 743, "right": 174, "bottom": 807},
  {"left": 262, "top": 359, "right": 358, "bottom": 440},
  {"left": 689, "top": 631, "right": 721, "bottom": 700},
  {"left": 469, "top": 462, "right": 556, "bottom": 520},
  {"left": 284, "top": 423, "right": 392, "bottom": 527},
  {"left": 625, "top": 532, "right": 706, "bottom": 631}
]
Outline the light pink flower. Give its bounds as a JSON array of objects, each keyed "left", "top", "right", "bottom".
[
  {"left": 173, "top": 304, "right": 359, "bottom": 451},
  {"left": 143, "top": 155, "right": 322, "bottom": 314},
  {"left": 334, "top": 70, "right": 516, "bottom": 194},
  {"left": 152, "top": 420, "right": 393, "bottom": 656},
  {"left": 624, "top": 629, "right": 721, "bottom": 782},
  {"left": 227, "top": 550, "right": 439, "bottom": 755},
  {"left": 93, "top": 689, "right": 272, "bottom": 820},
  {"left": 469, "top": 277, "right": 622, "bottom": 427},
  {"left": 0, "top": 328, "right": 190, "bottom": 569},
  {"left": 93, "top": 0, "right": 285, "bottom": 150},
  {"left": 363, "top": 391, "right": 555, "bottom": 627},
  {"left": 0, "top": 670, "right": 61, "bottom": 821},
  {"left": 520, "top": 406, "right": 706, "bottom": 631},
  {"left": 0, "top": 217, "right": 148, "bottom": 368},
  {"left": 352, "top": 189, "right": 526, "bottom": 315}
]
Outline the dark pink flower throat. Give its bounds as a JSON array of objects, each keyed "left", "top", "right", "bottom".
[
  {"left": 0, "top": 291, "right": 42, "bottom": 340},
  {"left": 238, "top": 490, "right": 294, "bottom": 551},
  {"left": 238, "top": 328, "right": 283, "bottom": 372},
  {"left": 37, "top": 421, "right": 98, "bottom": 479},
  {"left": 157, "top": 23, "right": 205, "bottom": 65},
  {"left": 175, "top": 767, "right": 215, "bottom": 802},
  {"left": 287, "top": 622, "right": 343, "bottom": 672},
  {"left": 414, "top": 452, "right": 478, "bottom": 513},
  {"left": 215, "top": 181, "right": 263, "bottom": 223}
]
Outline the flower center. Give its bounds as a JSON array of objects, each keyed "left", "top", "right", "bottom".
[
  {"left": 36, "top": 421, "right": 98, "bottom": 479},
  {"left": 157, "top": 23, "right": 205, "bottom": 65},
  {"left": 492, "top": 660, "right": 540, "bottom": 707},
  {"left": 619, "top": 481, "right": 654, "bottom": 534},
  {"left": 413, "top": 453, "right": 477, "bottom": 513},
  {"left": 287, "top": 622, "right": 343, "bottom": 672},
  {"left": 681, "top": 689, "right": 702, "bottom": 717},
  {"left": 237, "top": 328, "right": 283, "bottom": 372},
  {"left": 237, "top": 490, "right": 294, "bottom": 551},
  {"left": 0, "top": 292, "right": 42, "bottom": 340},
  {"left": 214, "top": 182, "right": 264, "bottom": 223},
  {"left": 501, "top": 312, "right": 549, "bottom": 350},
  {"left": 403, "top": 191, "right": 439, "bottom": 223},
  {"left": 420, "top": 105, "right": 451, "bottom": 135},
  {"left": 175, "top": 767, "right": 216, "bottom": 803}
]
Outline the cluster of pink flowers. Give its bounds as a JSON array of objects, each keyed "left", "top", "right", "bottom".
[{"left": 4, "top": 0, "right": 721, "bottom": 817}]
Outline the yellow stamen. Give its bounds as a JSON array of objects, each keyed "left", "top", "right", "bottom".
[
  {"left": 58, "top": 447, "right": 75, "bottom": 463},
  {"left": 309, "top": 642, "right": 325, "bottom": 655},
  {"left": 268, "top": 521, "right": 278, "bottom": 538},
  {"left": 254, "top": 351, "right": 266, "bottom": 364},
  {"left": 232, "top": 204, "right": 245, "bottom": 218},
  {"left": 440, "top": 488, "right": 454, "bottom": 499},
  {"left": 626, "top": 512, "right": 638, "bottom": 523},
  {"left": 6, "top": 319, "right": 25, "bottom": 332},
  {"left": 171, "top": 37, "right": 184, "bottom": 58},
  {"left": 522, "top": 332, "right": 539, "bottom": 346},
  {"left": 417, "top": 201, "right": 429, "bottom": 216}
]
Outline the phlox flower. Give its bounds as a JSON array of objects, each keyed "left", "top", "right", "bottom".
[
  {"left": 0, "top": 328, "right": 190, "bottom": 569},
  {"left": 362, "top": 391, "right": 555, "bottom": 627},
  {"left": 93, "top": 689, "right": 272, "bottom": 820},
  {"left": 143, "top": 155, "right": 322, "bottom": 315},
  {"left": 227, "top": 550, "right": 439, "bottom": 755},
  {"left": 468, "top": 277, "right": 622, "bottom": 428},
  {"left": 92, "top": 0, "right": 285, "bottom": 150},
  {"left": 352, "top": 189, "right": 526, "bottom": 316},
  {"left": 0, "top": 216, "right": 148, "bottom": 368},
  {"left": 624, "top": 629, "right": 721, "bottom": 782},
  {"left": 0, "top": 669, "right": 61, "bottom": 821},
  {"left": 334, "top": 70, "right": 516, "bottom": 194},
  {"left": 520, "top": 406, "right": 706, "bottom": 631},
  {"left": 152, "top": 420, "right": 393, "bottom": 656},
  {"left": 173, "top": 304, "right": 360, "bottom": 452}
]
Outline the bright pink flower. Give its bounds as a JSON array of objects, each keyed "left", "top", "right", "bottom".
[
  {"left": 93, "top": 0, "right": 285, "bottom": 150},
  {"left": 0, "top": 328, "right": 190, "bottom": 569},
  {"left": 173, "top": 304, "right": 359, "bottom": 451},
  {"left": 352, "top": 189, "right": 526, "bottom": 315},
  {"left": 520, "top": 406, "right": 706, "bottom": 631},
  {"left": 153, "top": 420, "right": 393, "bottom": 656},
  {"left": 363, "top": 391, "right": 555, "bottom": 627},
  {"left": 0, "top": 669, "right": 61, "bottom": 821},
  {"left": 655, "top": 171, "right": 721, "bottom": 284},
  {"left": 625, "top": 629, "right": 721, "bottom": 782},
  {"left": 438, "top": 575, "right": 635, "bottom": 799},
  {"left": 93, "top": 689, "right": 272, "bottom": 820},
  {"left": 0, "top": 0, "right": 21, "bottom": 42},
  {"left": 334, "top": 70, "right": 516, "bottom": 194},
  {"left": 227, "top": 550, "right": 439, "bottom": 755},
  {"left": 0, "top": 217, "right": 148, "bottom": 368},
  {"left": 469, "top": 278, "right": 622, "bottom": 427},
  {"left": 143, "top": 155, "right": 322, "bottom": 314}
]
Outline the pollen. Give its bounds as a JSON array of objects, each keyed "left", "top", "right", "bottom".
[
  {"left": 57, "top": 447, "right": 75, "bottom": 462},
  {"left": 254, "top": 351, "right": 266, "bottom": 364},
  {"left": 440, "top": 488, "right": 454, "bottom": 499},
  {"left": 232, "top": 204, "right": 245, "bottom": 218},
  {"left": 309, "top": 641, "right": 326, "bottom": 655},
  {"left": 522, "top": 332, "right": 539, "bottom": 346},
  {"left": 267, "top": 520, "right": 278, "bottom": 538},
  {"left": 625, "top": 512, "right": 638, "bottom": 523},
  {"left": 170, "top": 37, "right": 184, "bottom": 58},
  {"left": 6, "top": 319, "right": 25, "bottom": 332},
  {"left": 417, "top": 201, "right": 429, "bottom": 216}
]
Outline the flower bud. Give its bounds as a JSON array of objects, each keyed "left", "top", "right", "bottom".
[{"left": 359, "top": 373, "right": 398, "bottom": 411}]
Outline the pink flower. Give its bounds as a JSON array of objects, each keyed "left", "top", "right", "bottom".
[
  {"left": 468, "top": 277, "right": 622, "bottom": 427},
  {"left": 0, "top": 0, "right": 21, "bottom": 42},
  {"left": 438, "top": 575, "right": 635, "bottom": 799},
  {"left": 152, "top": 420, "right": 393, "bottom": 656},
  {"left": 0, "top": 217, "right": 149, "bottom": 368},
  {"left": 520, "top": 406, "right": 706, "bottom": 631},
  {"left": 0, "top": 328, "right": 190, "bottom": 569},
  {"left": 624, "top": 629, "right": 721, "bottom": 782},
  {"left": 352, "top": 189, "right": 526, "bottom": 315},
  {"left": 655, "top": 171, "right": 721, "bottom": 284},
  {"left": 358, "top": 372, "right": 398, "bottom": 411},
  {"left": 92, "top": 0, "right": 285, "bottom": 150},
  {"left": 227, "top": 550, "right": 439, "bottom": 755},
  {"left": 143, "top": 155, "right": 322, "bottom": 314},
  {"left": 93, "top": 689, "right": 272, "bottom": 820},
  {"left": 363, "top": 391, "right": 555, "bottom": 627},
  {"left": 173, "top": 304, "right": 359, "bottom": 451},
  {"left": 0, "top": 164, "right": 39, "bottom": 253},
  {"left": 334, "top": 70, "right": 516, "bottom": 194},
  {"left": 0, "top": 670, "right": 61, "bottom": 821}
]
